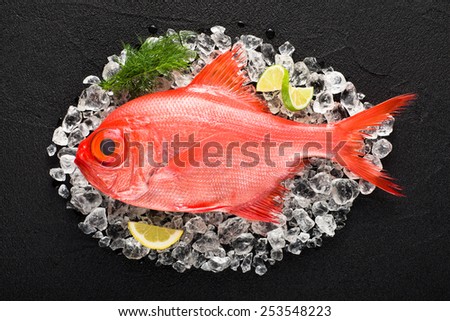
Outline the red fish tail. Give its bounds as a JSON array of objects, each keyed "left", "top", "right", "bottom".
[{"left": 333, "top": 94, "right": 416, "bottom": 196}]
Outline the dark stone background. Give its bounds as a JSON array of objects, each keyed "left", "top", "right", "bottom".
[{"left": 1, "top": 0, "right": 449, "bottom": 300}]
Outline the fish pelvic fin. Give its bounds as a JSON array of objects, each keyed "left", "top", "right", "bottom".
[
  {"left": 334, "top": 94, "right": 417, "bottom": 196},
  {"left": 187, "top": 44, "right": 269, "bottom": 113}
]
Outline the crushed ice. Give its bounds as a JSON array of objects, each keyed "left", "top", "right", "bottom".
[{"left": 48, "top": 27, "right": 397, "bottom": 275}]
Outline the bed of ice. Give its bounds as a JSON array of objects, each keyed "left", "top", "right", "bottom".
[{"left": 48, "top": 27, "right": 395, "bottom": 275}]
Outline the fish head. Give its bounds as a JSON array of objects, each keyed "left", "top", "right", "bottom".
[{"left": 75, "top": 126, "right": 133, "bottom": 197}]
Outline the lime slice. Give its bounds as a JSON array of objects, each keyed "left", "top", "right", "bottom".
[
  {"left": 281, "top": 70, "right": 314, "bottom": 111},
  {"left": 256, "top": 65, "right": 287, "bottom": 92},
  {"left": 128, "top": 222, "right": 183, "bottom": 250}
]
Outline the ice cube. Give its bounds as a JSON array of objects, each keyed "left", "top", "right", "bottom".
[
  {"left": 229, "top": 254, "right": 240, "bottom": 271},
  {"left": 57, "top": 147, "right": 76, "bottom": 158},
  {"left": 253, "top": 256, "right": 267, "bottom": 276},
  {"left": 201, "top": 256, "right": 231, "bottom": 273},
  {"left": 46, "top": 144, "right": 57, "bottom": 156},
  {"left": 315, "top": 214, "right": 337, "bottom": 236},
  {"left": 340, "top": 82, "right": 362, "bottom": 115},
  {"left": 192, "top": 231, "right": 220, "bottom": 253},
  {"left": 254, "top": 238, "right": 268, "bottom": 255},
  {"left": 109, "top": 238, "right": 126, "bottom": 251},
  {"left": 172, "top": 70, "right": 193, "bottom": 88},
  {"left": 309, "top": 172, "right": 333, "bottom": 194},
  {"left": 299, "top": 232, "right": 310, "bottom": 242},
  {"left": 240, "top": 35, "right": 263, "bottom": 50},
  {"left": 60, "top": 154, "right": 76, "bottom": 174},
  {"left": 78, "top": 222, "right": 96, "bottom": 234},
  {"left": 313, "top": 91, "right": 334, "bottom": 114},
  {"left": 293, "top": 208, "right": 315, "bottom": 232},
  {"left": 343, "top": 167, "right": 360, "bottom": 180},
  {"left": 78, "top": 123, "right": 90, "bottom": 137},
  {"left": 331, "top": 179, "right": 360, "bottom": 205},
  {"left": 211, "top": 32, "right": 232, "bottom": 52},
  {"left": 172, "top": 261, "right": 187, "bottom": 273},
  {"left": 251, "top": 220, "right": 277, "bottom": 236},
  {"left": 260, "top": 43, "right": 276, "bottom": 65},
  {"left": 52, "top": 127, "right": 68, "bottom": 146},
  {"left": 77, "top": 84, "right": 110, "bottom": 111},
  {"left": 98, "top": 236, "right": 111, "bottom": 247},
  {"left": 267, "top": 96, "right": 282, "bottom": 114},
  {"left": 275, "top": 54, "right": 294, "bottom": 75},
  {"left": 179, "top": 30, "right": 198, "bottom": 50},
  {"left": 359, "top": 179, "right": 376, "bottom": 195},
  {"left": 377, "top": 116, "right": 395, "bottom": 136},
  {"left": 67, "top": 128, "right": 84, "bottom": 148},
  {"left": 284, "top": 227, "right": 300, "bottom": 243},
  {"left": 122, "top": 238, "right": 150, "bottom": 260},
  {"left": 84, "top": 116, "right": 101, "bottom": 131},
  {"left": 197, "top": 33, "right": 215, "bottom": 56},
  {"left": 278, "top": 41, "right": 295, "bottom": 56},
  {"left": 311, "top": 200, "right": 329, "bottom": 216},
  {"left": 291, "top": 61, "right": 310, "bottom": 87},
  {"left": 372, "top": 138, "right": 393, "bottom": 159},
  {"left": 204, "top": 212, "right": 224, "bottom": 225},
  {"left": 271, "top": 248, "right": 283, "bottom": 261},
  {"left": 185, "top": 216, "right": 207, "bottom": 234},
  {"left": 171, "top": 242, "right": 192, "bottom": 262},
  {"left": 303, "top": 57, "right": 321, "bottom": 72},
  {"left": 84, "top": 207, "right": 107, "bottom": 231},
  {"left": 246, "top": 49, "right": 266, "bottom": 82},
  {"left": 324, "top": 71, "right": 346, "bottom": 94},
  {"left": 231, "top": 233, "right": 255, "bottom": 255},
  {"left": 287, "top": 239, "right": 303, "bottom": 255},
  {"left": 102, "top": 61, "right": 121, "bottom": 81},
  {"left": 241, "top": 253, "right": 253, "bottom": 273},
  {"left": 70, "top": 186, "right": 103, "bottom": 215},
  {"left": 307, "top": 72, "right": 325, "bottom": 95},
  {"left": 61, "top": 106, "right": 82, "bottom": 133},
  {"left": 49, "top": 168, "right": 66, "bottom": 182},
  {"left": 218, "top": 217, "right": 249, "bottom": 244},
  {"left": 267, "top": 227, "right": 285, "bottom": 250},
  {"left": 210, "top": 25, "right": 226, "bottom": 34},
  {"left": 58, "top": 184, "right": 70, "bottom": 198},
  {"left": 83, "top": 75, "right": 101, "bottom": 85},
  {"left": 364, "top": 154, "right": 383, "bottom": 170},
  {"left": 70, "top": 168, "right": 88, "bottom": 187}
]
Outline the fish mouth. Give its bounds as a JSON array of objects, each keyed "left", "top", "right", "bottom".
[{"left": 75, "top": 150, "right": 119, "bottom": 194}]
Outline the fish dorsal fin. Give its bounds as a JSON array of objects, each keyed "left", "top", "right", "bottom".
[{"left": 187, "top": 44, "right": 268, "bottom": 113}]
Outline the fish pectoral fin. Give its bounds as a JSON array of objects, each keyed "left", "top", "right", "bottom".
[
  {"left": 116, "top": 167, "right": 151, "bottom": 200},
  {"left": 228, "top": 184, "right": 288, "bottom": 223},
  {"left": 187, "top": 44, "right": 269, "bottom": 114}
]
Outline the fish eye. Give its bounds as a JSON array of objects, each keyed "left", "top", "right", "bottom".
[
  {"left": 91, "top": 129, "right": 124, "bottom": 167},
  {"left": 100, "top": 138, "right": 116, "bottom": 156}
]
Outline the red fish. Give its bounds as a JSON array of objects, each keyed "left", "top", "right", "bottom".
[{"left": 75, "top": 46, "right": 415, "bottom": 222}]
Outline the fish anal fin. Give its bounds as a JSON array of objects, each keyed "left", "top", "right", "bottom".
[
  {"left": 229, "top": 159, "right": 306, "bottom": 223},
  {"left": 187, "top": 44, "right": 269, "bottom": 113},
  {"left": 229, "top": 184, "right": 287, "bottom": 223}
]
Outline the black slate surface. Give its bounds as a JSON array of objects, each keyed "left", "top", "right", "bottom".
[{"left": 1, "top": 1, "right": 449, "bottom": 300}]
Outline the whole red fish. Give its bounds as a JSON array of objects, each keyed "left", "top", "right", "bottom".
[{"left": 75, "top": 46, "right": 415, "bottom": 222}]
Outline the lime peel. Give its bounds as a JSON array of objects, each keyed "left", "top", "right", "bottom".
[{"left": 257, "top": 65, "right": 313, "bottom": 111}]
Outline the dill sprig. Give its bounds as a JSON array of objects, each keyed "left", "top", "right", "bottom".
[{"left": 100, "top": 35, "right": 194, "bottom": 98}]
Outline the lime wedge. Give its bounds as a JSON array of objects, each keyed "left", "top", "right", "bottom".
[
  {"left": 281, "top": 70, "right": 314, "bottom": 111},
  {"left": 256, "top": 65, "right": 287, "bottom": 92}
]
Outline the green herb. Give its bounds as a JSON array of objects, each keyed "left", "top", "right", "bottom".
[{"left": 100, "top": 35, "right": 194, "bottom": 98}]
